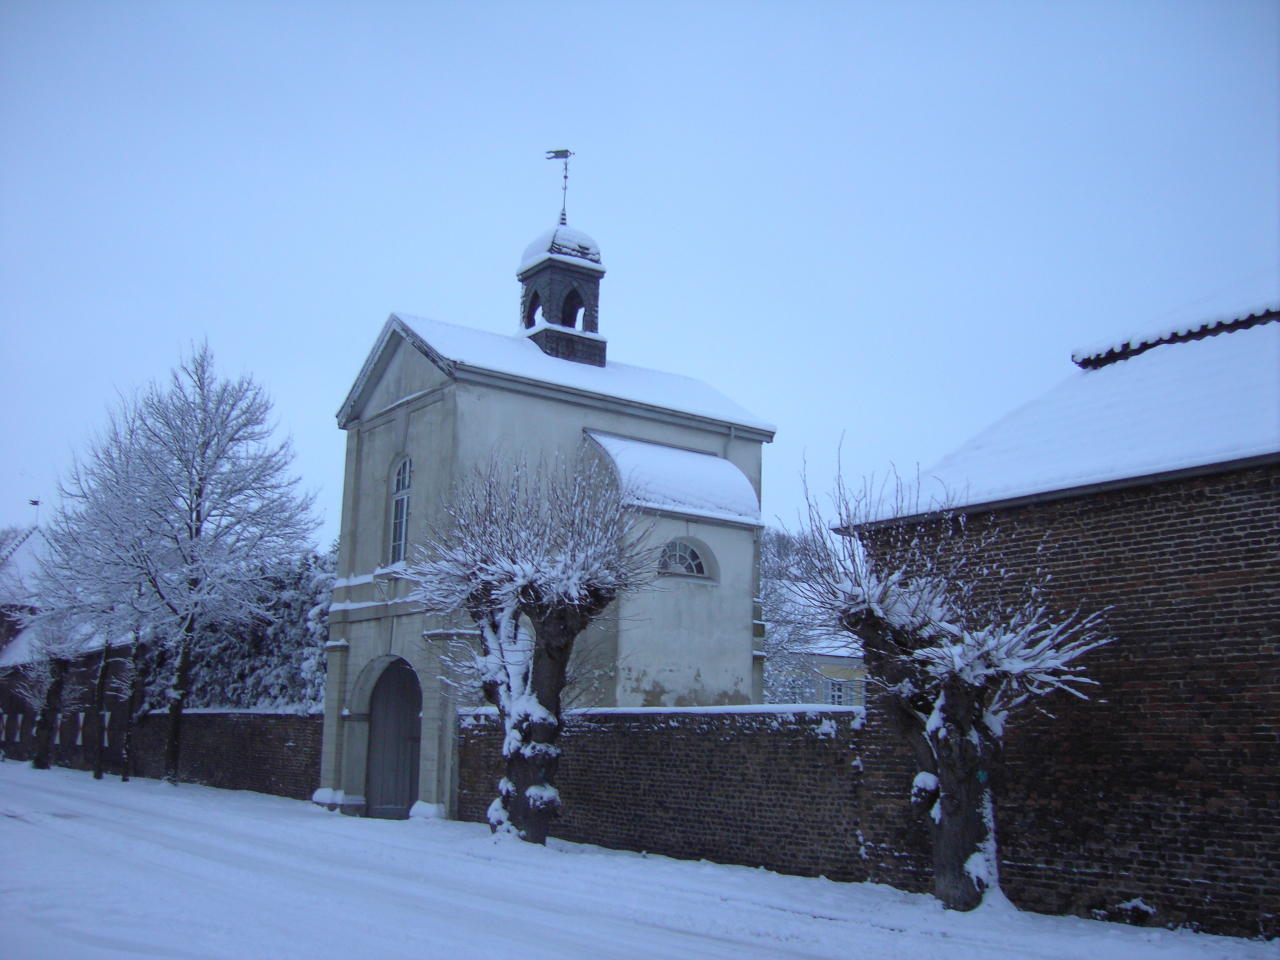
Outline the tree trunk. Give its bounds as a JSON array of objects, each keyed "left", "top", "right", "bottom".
[
  {"left": 498, "top": 608, "right": 583, "bottom": 844},
  {"left": 120, "top": 645, "right": 147, "bottom": 782},
  {"left": 163, "top": 639, "right": 191, "bottom": 784},
  {"left": 863, "top": 621, "right": 1003, "bottom": 912},
  {"left": 91, "top": 643, "right": 112, "bottom": 779},
  {"left": 31, "top": 658, "right": 69, "bottom": 770},
  {"left": 925, "top": 680, "right": 1001, "bottom": 911}
]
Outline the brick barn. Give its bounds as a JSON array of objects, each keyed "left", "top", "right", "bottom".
[{"left": 903, "top": 307, "right": 1280, "bottom": 933}]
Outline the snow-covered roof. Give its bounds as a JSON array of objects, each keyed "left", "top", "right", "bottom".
[
  {"left": 339, "top": 313, "right": 774, "bottom": 438},
  {"left": 0, "top": 622, "right": 106, "bottom": 669},
  {"left": 1071, "top": 305, "right": 1278, "bottom": 369},
  {"left": 0, "top": 526, "right": 42, "bottom": 608},
  {"left": 923, "top": 314, "right": 1280, "bottom": 511},
  {"left": 588, "top": 432, "right": 761, "bottom": 526},
  {"left": 0, "top": 631, "right": 32, "bottom": 668},
  {"left": 519, "top": 223, "right": 604, "bottom": 275}
]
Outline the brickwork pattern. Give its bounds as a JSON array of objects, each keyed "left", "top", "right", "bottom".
[
  {"left": 518, "top": 260, "right": 601, "bottom": 333},
  {"left": 456, "top": 708, "right": 916, "bottom": 884},
  {"left": 457, "top": 464, "right": 1278, "bottom": 939},
  {"left": 0, "top": 662, "right": 322, "bottom": 801},
  {"left": 963, "top": 464, "right": 1279, "bottom": 937}
]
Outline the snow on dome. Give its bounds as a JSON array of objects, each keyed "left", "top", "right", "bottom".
[
  {"left": 921, "top": 317, "right": 1280, "bottom": 512},
  {"left": 519, "top": 224, "right": 603, "bottom": 273},
  {"left": 588, "top": 432, "right": 761, "bottom": 526}
]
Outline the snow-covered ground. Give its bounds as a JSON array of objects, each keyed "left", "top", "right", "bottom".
[{"left": 1, "top": 764, "right": 1269, "bottom": 960}]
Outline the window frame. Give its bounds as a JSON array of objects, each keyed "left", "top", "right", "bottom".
[
  {"left": 658, "top": 538, "right": 715, "bottom": 580},
  {"left": 822, "top": 676, "right": 864, "bottom": 707},
  {"left": 389, "top": 457, "right": 412, "bottom": 564}
]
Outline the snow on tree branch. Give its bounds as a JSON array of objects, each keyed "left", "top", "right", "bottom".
[
  {"left": 400, "top": 450, "right": 657, "bottom": 843},
  {"left": 29, "top": 344, "right": 318, "bottom": 781},
  {"left": 789, "top": 469, "right": 1112, "bottom": 910}
]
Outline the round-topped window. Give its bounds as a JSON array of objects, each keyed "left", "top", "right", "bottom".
[{"left": 659, "top": 539, "right": 709, "bottom": 577}]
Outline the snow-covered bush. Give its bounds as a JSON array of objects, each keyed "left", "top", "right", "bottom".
[{"left": 186, "top": 549, "right": 335, "bottom": 712}]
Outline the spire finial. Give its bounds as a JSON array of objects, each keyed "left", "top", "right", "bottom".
[{"left": 546, "top": 149, "right": 573, "bottom": 225}]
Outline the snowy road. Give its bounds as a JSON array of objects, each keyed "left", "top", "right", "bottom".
[{"left": 1, "top": 764, "right": 1268, "bottom": 960}]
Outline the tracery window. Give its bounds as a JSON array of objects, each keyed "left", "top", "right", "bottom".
[
  {"left": 659, "top": 539, "right": 707, "bottom": 577},
  {"left": 389, "top": 457, "right": 412, "bottom": 563}
]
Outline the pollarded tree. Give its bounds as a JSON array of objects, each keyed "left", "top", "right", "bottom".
[
  {"left": 34, "top": 345, "right": 316, "bottom": 783},
  {"left": 790, "top": 474, "right": 1110, "bottom": 911},
  {"left": 401, "top": 454, "right": 655, "bottom": 844}
]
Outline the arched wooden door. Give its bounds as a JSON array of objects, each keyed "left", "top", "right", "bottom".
[{"left": 365, "top": 659, "right": 421, "bottom": 819}]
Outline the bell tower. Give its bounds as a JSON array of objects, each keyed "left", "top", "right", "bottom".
[
  {"left": 518, "top": 222, "right": 607, "bottom": 366},
  {"left": 517, "top": 149, "right": 607, "bottom": 367}
]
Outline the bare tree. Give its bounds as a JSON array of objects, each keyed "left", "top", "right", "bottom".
[
  {"left": 759, "top": 527, "right": 855, "bottom": 704},
  {"left": 32, "top": 344, "right": 316, "bottom": 783},
  {"left": 790, "top": 473, "right": 1110, "bottom": 911},
  {"left": 401, "top": 453, "right": 655, "bottom": 844}
]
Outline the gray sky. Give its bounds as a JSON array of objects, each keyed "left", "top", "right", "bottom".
[{"left": 3, "top": 0, "right": 1276, "bottom": 547}]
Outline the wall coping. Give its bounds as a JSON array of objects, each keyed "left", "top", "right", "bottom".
[{"left": 457, "top": 703, "right": 866, "bottom": 718}]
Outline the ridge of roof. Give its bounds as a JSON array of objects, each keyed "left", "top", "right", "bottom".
[
  {"left": 0, "top": 526, "right": 36, "bottom": 567},
  {"left": 1071, "top": 307, "right": 1279, "bottom": 369}
]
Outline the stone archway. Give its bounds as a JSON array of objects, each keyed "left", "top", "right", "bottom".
[{"left": 365, "top": 658, "right": 421, "bottom": 819}]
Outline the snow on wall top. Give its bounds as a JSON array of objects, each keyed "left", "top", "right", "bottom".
[
  {"left": 383, "top": 313, "right": 774, "bottom": 435},
  {"left": 519, "top": 224, "right": 603, "bottom": 274},
  {"left": 588, "top": 432, "right": 761, "bottom": 525},
  {"left": 922, "top": 317, "right": 1280, "bottom": 511}
]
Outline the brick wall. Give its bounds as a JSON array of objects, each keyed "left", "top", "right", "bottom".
[
  {"left": 459, "top": 707, "right": 903, "bottom": 880},
  {"left": 458, "top": 464, "right": 1278, "bottom": 939},
  {"left": 961, "top": 463, "right": 1279, "bottom": 938},
  {"left": 0, "top": 686, "right": 321, "bottom": 801},
  {"left": 127, "top": 712, "right": 323, "bottom": 800}
]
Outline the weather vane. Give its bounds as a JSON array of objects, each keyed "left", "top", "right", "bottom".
[{"left": 546, "top": 149, "right": 573, "bottom": 225}]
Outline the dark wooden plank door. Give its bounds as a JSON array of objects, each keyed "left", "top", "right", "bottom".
[{"left": 365, "top": 659, "right": 422, "bottom": 819}]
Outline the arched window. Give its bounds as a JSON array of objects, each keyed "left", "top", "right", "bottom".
[
  {"left": 659, "top": 539, "right": 709, "bottom": 577},
  {"left": 389, "top": 458, "right": 412, "bottom": 563},
  {"left": 523, "top": 291, "right": 543, "bottom": 329},
  {"left": 561, "top": 287, "right": 584, "bottom": 329}
]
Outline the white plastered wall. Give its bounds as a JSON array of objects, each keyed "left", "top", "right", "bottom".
[
  {"left": 322, "top": 338, "right": 461, "bottom": 813},
  {"left": 453, "top": 378, "right": 761, "bottom": 707},
  {"left": 321, "top": 331, "right": 766, "bottom": 812}
]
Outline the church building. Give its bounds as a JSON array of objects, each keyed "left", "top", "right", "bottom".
[{"left": 317, "top": 217, "right": 775, "bottom": 819}]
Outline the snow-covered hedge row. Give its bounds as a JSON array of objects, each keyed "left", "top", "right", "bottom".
[{"left": 184, "top": 551, "right": 335, "bottom": 713}]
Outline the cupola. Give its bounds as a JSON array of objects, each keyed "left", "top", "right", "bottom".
[{"left": 518, "top": 219, "right": 607, "bottom": 367}]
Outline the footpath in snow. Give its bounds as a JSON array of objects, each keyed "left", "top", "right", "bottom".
[{"left": 1, "top": 763, "right": 1271, "bottom": 960}]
